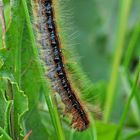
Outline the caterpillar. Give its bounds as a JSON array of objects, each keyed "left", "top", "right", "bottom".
[{"left": 33, "top": 0, "right": 89, "bottom": 131}]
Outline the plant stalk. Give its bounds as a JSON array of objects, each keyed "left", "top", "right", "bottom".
[
  {"left": 103, "top": 0, "right": 132, "bottom": 122},
  {"left": 21, "top": 1, "right": 65, "bottom": 139}
]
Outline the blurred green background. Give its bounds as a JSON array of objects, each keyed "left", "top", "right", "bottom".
[{"left": 0, "top": 0, "right": 140, "bottom": 140}]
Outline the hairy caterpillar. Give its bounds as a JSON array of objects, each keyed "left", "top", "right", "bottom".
[{"left": 33, "top": 0, "right": 89, "bottom": 131}]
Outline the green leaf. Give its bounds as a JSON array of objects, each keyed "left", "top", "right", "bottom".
[
  {"left": 0, "top": 75, "right": 28, "bottom": 139},
  {"left": 0, "top": 127, "right": 12, "bottom": 140},
  {"left": 96, "top": 121, "right": 117, "bottom": 140}
]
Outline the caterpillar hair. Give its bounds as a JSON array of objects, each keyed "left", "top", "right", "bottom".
[{"left": 32, "top": 0, "right": 89, "bottom": 131}]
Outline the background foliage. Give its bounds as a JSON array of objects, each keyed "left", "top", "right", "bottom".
[{"left": 0, "top": 0, "right": 140, "bottom": 140}]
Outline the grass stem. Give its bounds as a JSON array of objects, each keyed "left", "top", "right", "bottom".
[
  {"left": 21, "top": 1, "right": 65, "bottom": 140},
  {"left": 124, "top": 130, "right": 140, "bottom": 140},
  {"left": 0, "top": 0, "right": 6, "bottom": 49},
  {"left": 124, "top": 20, "right": 140, "bottom": 70},
  {"left": 103, "top": 0, "right": 132, "bottom": 122},
  {"left": 114, "top": 61, "right": 140, "bottom": 140}
]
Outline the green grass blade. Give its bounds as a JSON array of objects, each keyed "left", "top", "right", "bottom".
[
  {"left": 124, "top": 130, "right": 140, "bottom": 140},
  {"left": 21, "top": 0, "right": 65, "bottom": 139},
  {"left": 0, "top": 0, "right": 6, "bottom": 49},
  {"left": 91, "top": 116, "right": 97, "bottom": 140},
  {"left": 103, "top": 0, "right": 133, "bottom": 122},
  {"left": 114, "top": 61, "right": 140, "bottom": 140},
  {"left": 124, "top": 20, "right": 140, "bottom": 70}
]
